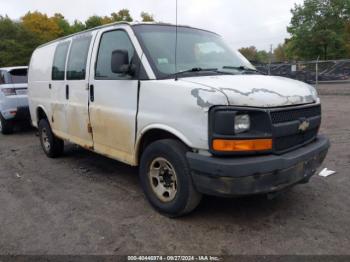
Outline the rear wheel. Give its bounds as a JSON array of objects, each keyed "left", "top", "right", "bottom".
[
  {"left": 0, "top": 114, "right": 14, "bottom": 135},
  {"left": 139, "top": 139, "right": 202, "bottom": 217},
  {"left": 38, "top": 119, "right": 64, "bottom": 158}
]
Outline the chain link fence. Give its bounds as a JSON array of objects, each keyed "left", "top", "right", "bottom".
[{"left": 254, "top": 59, "right": 350, "bottom": 85}]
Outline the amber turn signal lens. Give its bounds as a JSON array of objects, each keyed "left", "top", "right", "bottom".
[{"left": 213, "top": 139, "right": 272, "bottom": 152}]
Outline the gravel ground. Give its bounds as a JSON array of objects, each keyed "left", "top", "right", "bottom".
[
  {"left": 0, "top": 94, "right": 349, "bottom": 255},
  {"left": 316, "top": 82, "right": 350, "bottom": 95}
]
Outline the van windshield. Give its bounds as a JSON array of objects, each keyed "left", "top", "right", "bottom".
[{"left": 133, "top": 24, "right": 256, "bottom": 79}]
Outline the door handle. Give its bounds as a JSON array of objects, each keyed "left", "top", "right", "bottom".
[
  {"left": 90, "top": 84, "right": 94, "bottom": 102},
  {"left": 49, "top": 83, "right": 52, "bottom": 89},
  {"left": 66, "top": 84, "right": 69, "bottom": 100}
]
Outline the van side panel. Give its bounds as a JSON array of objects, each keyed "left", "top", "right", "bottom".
[{"left": 28, "top": 44, "right": 56, "bottom": 127}]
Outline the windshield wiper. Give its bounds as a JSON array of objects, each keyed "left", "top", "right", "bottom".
[
  {"left": 176, "top": 67, "right": 219, "bottom": 75},
  {"left": 164, "top": 67, "right": 234, "bottom": 79},
  {"left": 222, "top": 66, "right": 260, "bottom": 73}
]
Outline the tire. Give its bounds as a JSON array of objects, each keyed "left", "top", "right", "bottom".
[
  {"left": 0, "top": 114, "right": 14, "bottom": 135},
  {"left": 38, "top": 119, "right": 64, "bottom": 158},
  {"left": 139, "top": 139, "right": 202, "bottom": 217}
]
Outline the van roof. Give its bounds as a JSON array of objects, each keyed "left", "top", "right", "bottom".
[
  {"left": 36, "top": 22, "right": 218, "bottom": 49},
  {"left": 0, "top": 66, "right": 28, "bottom": 72}
]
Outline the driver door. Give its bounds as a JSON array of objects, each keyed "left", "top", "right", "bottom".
[{"left": 88, "top": 27, "right": 140, "bottom": 164}]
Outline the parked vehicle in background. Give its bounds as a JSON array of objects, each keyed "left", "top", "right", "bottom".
[
  {"left": 255, "top": 60, "right": 350, "bottom": 84},
  {"left": 0, "top": 66, "right": 29, "bottom": 134},
  {"left": 28, "top": 22, "right": 330, "bottom": 217}
]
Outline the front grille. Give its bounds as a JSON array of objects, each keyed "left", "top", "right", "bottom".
[
  {"left": 274, "top": 128, "right": 318, "bottom": 152},
  {"left": 271, "top": 105, "right": 321, "bottom": 153},
  {"left": 271, "top": 105, "right": 321, "bottom": 124}
]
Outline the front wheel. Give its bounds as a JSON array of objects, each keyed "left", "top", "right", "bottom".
[
  {"left": 139, "top": 139, "right": 202, "bottom": 217},
  {"left": 38, "top": 119, "right": 64, "bottom": 158}
]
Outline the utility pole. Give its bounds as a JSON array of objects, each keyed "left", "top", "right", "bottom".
[
  {"left": 316, "top": 56, "right": 320, "bottom": 89},
  {"left": 268, "top": 44, "right": 273, "bottom": 75}
]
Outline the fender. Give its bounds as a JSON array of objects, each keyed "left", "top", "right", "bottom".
[{"left": 135, "top": 123, "right": 195, "bottom": 159}]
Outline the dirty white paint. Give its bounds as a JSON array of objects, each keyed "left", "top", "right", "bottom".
[
  {"left": 28, "top": 43, "right": 55, "bottom": 128},
  {"left": 28, "top": 22, "right": 320, "bottom": 167},
  {"left": 136, "top": 79, "right": 228, "bottom": 154},
  {"left": 182, "top": 75, "right": 319, "bottom": 108}
]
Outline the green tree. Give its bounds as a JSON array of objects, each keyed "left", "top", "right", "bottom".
[
  {"left": 111, "top": 9, "right": 133, "bottom": 22},
  {"left": 0, "top": 15, "right": 40, "bottom": 66},
  {"left": 345, "top": 21, "right": 350, "bottom": 56},
  {"left": 256, "top": 50, "right": 269, "bottom": 63},
  {"left": 274, "top": 43, "right": 288, "bottom": 62},
  {"left": 52, "top": 13, "right": 71, "bottom": 36},
  {"left": 101, "top": 16, "right": 113, "bottom": 25},
  {"left": 21, "top": 11, "right": 62, "bottom": 42},
  {"left": 239, "top": 46, "right": 258, "bottom": 62},
  {"left": 0, "top": 9, "right": 154, "bottom": 67},
  {"left": 239, "top": 46, "right": 269, "bottom": 63},
  {"left": 141, "top": 12, "right": 154, "bottom": 22},
  {"left": 287, "top": 0, "right": 350, "bottom": 60},
  {"left": 85, "top": 15, "right": 104, "bottom": 29},
  {"left": 70, "top": 20, "right": 86, "bottom": 33}
]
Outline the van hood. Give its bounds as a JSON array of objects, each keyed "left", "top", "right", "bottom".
[{"left": 181, "top": 75, "right": 318, "bottom": 108}]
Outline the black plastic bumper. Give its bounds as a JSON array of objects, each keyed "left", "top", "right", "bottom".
[
  {"left": 13, "top": 106, "right": 30, "bottom": 121},
  {"left": 187, "top": 135, "right": 330, "bottom": 197}
]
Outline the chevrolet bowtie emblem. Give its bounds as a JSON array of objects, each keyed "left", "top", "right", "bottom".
[{"left": 298, "top": 119, "right": 310, "bottom": 132}]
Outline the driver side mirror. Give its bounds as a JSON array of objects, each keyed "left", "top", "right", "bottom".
[{"left": 111, "top": 49, "right": 133, "bottom": 75}]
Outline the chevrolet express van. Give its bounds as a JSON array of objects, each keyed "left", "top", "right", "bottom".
[
  {"left": 0, "top": 66, "right": 29, "bottom": 134},
  {"left": 28, "top": 22, "right": 330, "bottom": 216}
]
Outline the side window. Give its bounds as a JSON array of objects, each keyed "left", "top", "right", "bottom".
[
  {"left": 0, "top": 71, "right": 10, "bottom": 84},
  {"left": 52, "top": 42, "right": 70, "bottom": 81},
  {"left": 67, "top": 35, "right": 92, "bottom": 80},
  {"left": 95, "top": 30, "right": 136, "bottom": 80},
  {"left": 0, "top": 71, "right": 5, "bottom": 85}
]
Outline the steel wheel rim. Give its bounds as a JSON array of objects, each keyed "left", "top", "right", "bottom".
[
  {"left": 148, "top": 157, "right": 178, "bottom": 202},
  {"left": 41, "top": 128, "right": 51, "bottom": 152}
]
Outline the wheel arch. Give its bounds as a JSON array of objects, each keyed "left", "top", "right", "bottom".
[
  {"left": 136, "top": 125, "right": 194, "bottom": 165},
  {"left": 36, "top": 105, "right": 49, "bottom": 125}
]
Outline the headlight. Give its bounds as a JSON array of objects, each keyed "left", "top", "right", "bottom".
[
  {"left": 234, "top": 114, "right": 250, "bottom": 134},
  {"left": 308, "top": 85, "right": 319, "bottom": 101},
  {"left": 209, "top": 107, "right": 272, "bottom": 154}
]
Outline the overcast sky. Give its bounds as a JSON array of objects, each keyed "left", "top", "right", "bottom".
[{"left": 1, "top": 0, "right": 304, "bottom": 51}]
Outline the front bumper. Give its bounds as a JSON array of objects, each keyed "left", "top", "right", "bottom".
[{"left": 187, "top": 135, "right": 330, "bottom": 197}]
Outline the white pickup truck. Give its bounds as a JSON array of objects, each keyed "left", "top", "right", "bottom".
[
  {"left": 28, "top": 22, "right": 330, "bottom": 217},
  {"left": 0, "top": 66, "right": 29, "bottom": 134}
]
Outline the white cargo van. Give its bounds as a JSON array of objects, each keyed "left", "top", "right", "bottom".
[{"left": 28, "top": 22, "right": 330, "bottom": 216}]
